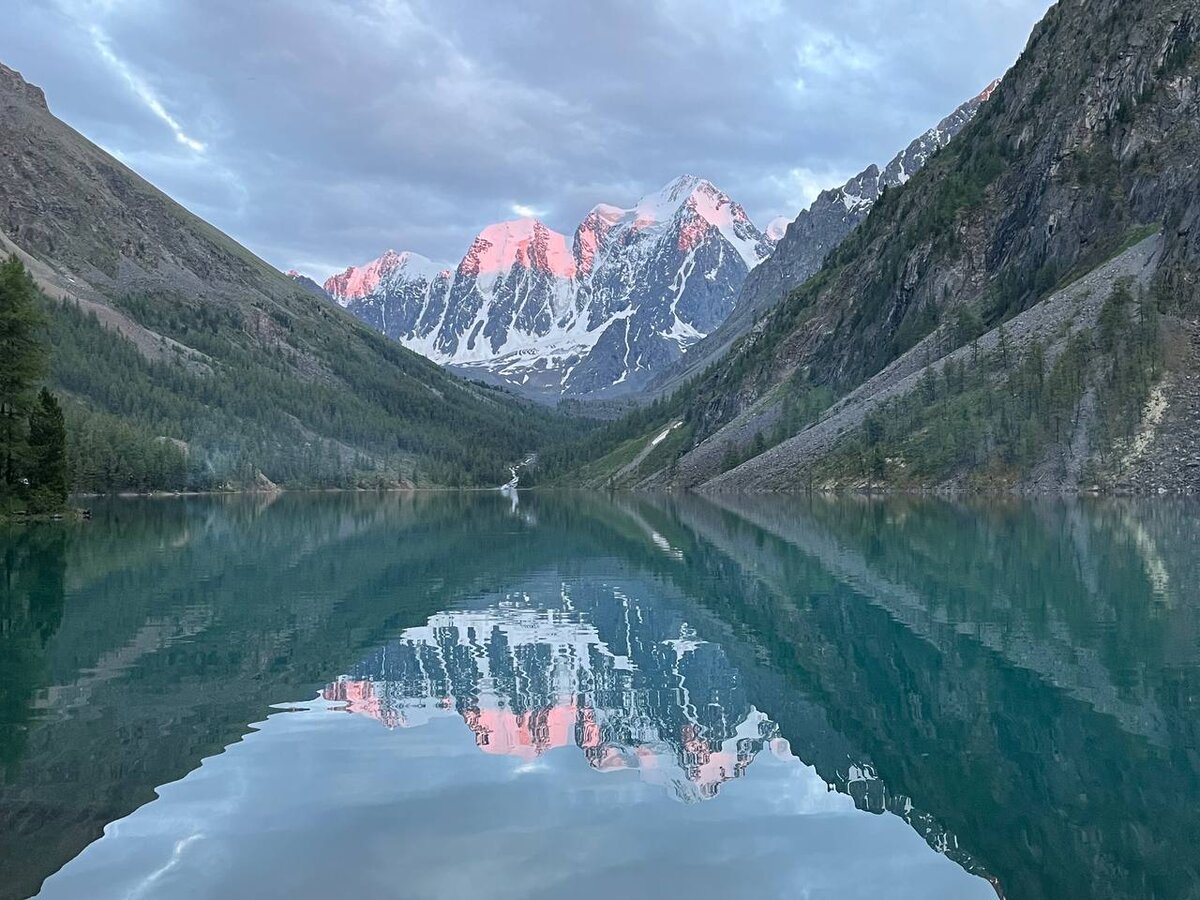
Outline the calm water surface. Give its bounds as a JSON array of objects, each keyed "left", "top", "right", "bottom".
[{"left": 1, "top": 492, "right": 1197, "bottom": 899}]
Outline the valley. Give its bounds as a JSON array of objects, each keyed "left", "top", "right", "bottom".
[{"left": 1, "top": 0, "right": 1198, "bottom": 498}]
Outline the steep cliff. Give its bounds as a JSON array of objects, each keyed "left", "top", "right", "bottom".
[{"left": 563, "top": 1, "right": 1200, "bottom": 494}]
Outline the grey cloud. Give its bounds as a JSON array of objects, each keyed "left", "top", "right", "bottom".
[{"left": 0, "top": 0, "right": 1051, "bottom": 278}]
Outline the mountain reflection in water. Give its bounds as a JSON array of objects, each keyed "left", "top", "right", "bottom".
[
  {"left": 1, "top": 492, "right": 1196, "bottom": 900},
  {"left": 323, "top": 589, "right": 781, "bottom": 802}
]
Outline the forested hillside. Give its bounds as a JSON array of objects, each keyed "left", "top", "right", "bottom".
[
  {"left": 0, "top": 63, "right": 586, "bottom": 491},
  {"left": 550, "top": 0, "right": 1200, "bottom": 494}
]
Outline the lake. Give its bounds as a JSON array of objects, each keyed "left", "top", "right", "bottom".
[{"left": 1, "top": 492, "right": 1197, "bottom": 899}]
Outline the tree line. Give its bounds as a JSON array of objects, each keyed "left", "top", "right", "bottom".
[{"left": 0, "top": 257, "right": 68, "bottom": 516}]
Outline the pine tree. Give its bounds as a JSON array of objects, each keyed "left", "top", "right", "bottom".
[
  {"left": 27, "top": 388, "right": 68, "bottom": 513},
  {"left": 0, "top": 256, "right": 46, "bottom": 501}
]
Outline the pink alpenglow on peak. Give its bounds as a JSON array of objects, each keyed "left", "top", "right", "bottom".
[
  {"left": 323, "top": 173, "right": 782, "bottom": 397},
  {"left": 634, "top": 175, "right": 725, "bottom": 225},
  {"left": 574, "top": 204, "right": 624, "bottom": 276},
  {"left": 323, "top": 250, "right": 447, "bottom": 305},
  {"left": 458, "top": 218, "right": 577, "bottom": 280},
  {"left": 976, "top": 78, "right": 1002, "bottom": 104}
]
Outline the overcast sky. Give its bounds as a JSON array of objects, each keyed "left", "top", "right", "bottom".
[{"left": 2, "top": 0, "right": 1052, "bottom": 279}]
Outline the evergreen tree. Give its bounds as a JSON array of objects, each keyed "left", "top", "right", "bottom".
[
  {"left": 0, "top": 256, "right": 46, "bottom": 501},
  {"left": 27, "top": 388, "right": 68, "bottom": 513}
]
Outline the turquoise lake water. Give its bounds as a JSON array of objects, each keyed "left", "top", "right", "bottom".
[{"left": 2, "top": 492, "right": 1197, "bottom": 899}]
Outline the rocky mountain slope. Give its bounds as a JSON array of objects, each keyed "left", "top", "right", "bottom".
[
  {"left": 0, "top": 61, "right": 581, "bottom": 488},
  {"left": 326, "top": 176, "right": 776, "bottom": 400},
  {"left": 557, "top": 0, "right": 1200, "bottom": 494},
  {"left": 648, "top": 83, "right": 998, "bottom": 397},
  {"left": 286, "top": 269, "right": 331, "bottom": 300}
]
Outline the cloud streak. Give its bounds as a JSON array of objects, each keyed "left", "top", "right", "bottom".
[
  {"left": 87, "top": 24, "right": 206, "bottom": 154},
  {"left": 0, "top": 0, "right": 1052, "bottom": 279}
]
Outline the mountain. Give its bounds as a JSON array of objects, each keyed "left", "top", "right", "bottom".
[
  {"left": 285, "top": 270, "right": 331, "bottom": 300},
  {"left": 324, "top": 580, "right": 778, "bottom": 802},
  {"left": 0, "top": 61, "right": 583, "bottom": 490},
  {"left": 554, "top": 0, "right": 1200, "bottom": 494},
  {"left": 647, "top": 83, "right": 998, "bottom": 397},
  {"left": 326, "top": 176, "right": 775, "bottom": 400}
]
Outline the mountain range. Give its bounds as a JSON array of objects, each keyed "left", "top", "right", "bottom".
[
  {"left": 320, "top": 88, "right": 994, "bottom": 403},
  {"left": 557, "top": 0, "right": 1200, "bottom": 495},
  {"left": 3, "top": 0, "right": 1197, "bottom": 495},
  {"left": 0, "top": 61, "right": 580, "bottom": 489},
  {"left": 320, "top": 176, "right": 777, "bottom": 399}
]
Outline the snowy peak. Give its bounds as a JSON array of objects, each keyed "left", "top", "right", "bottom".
[
  {"left": 674, "top": 179, "right": 769, "bottom": 269},
  {"left": 627, "top": 176, "right": 745, "bottom": 231},
  {"left": 324, "top": 249, "right": 448, "bottom": 305},
  {"left": 574, "top": 205, "right": 624, "bottom": 277},
  {"left": 632, "top": 174, "right": 711, "bottom": 226},
  {"left": 583, "top": 176, "right": 773, "bottom": 272},
  {"left": 459, "top": 218, "right": 577, "bottom": 280},
  {"left": 327, "top": 175, "right": 778, "bottom": 399},
  {"left": 765, "top": 217, "right": 790, "bottom": 243}
]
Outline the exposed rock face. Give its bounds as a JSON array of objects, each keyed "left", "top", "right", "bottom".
[
  {"left": 324, "top": 176, "right": 776, "bottom": 400},
  {"left": 0, "top": 63, "right": 47, "bottom": 110},
  {"left": 1120, "top": 320, "right": 1200, "bottom": 494},
  {"left": 648, "top": 84, "right": 997, "bottom": 397},
  {"left": 688, "top": 2, "right": 1199, "bottom": 444},
  {"left": 742, "top": 82, "right": 999, "bottom": 335},
  {"left": 582, "top": 1, "right": 1200, "bottom": 494}
]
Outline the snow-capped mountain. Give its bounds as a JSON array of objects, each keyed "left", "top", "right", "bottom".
[
  {"left": 732, "top": 80, "right": 1002, "bottom": 333},
  {"left": 646, "top": 82, "right": 1000, "bottom": 397},
  {"left": 324, "top": 79, "right": 994, "bottom": 403},
  {"left": 324, "top": 176, "right": 776, "bottom": 399},
  {"left": 322, "top": 580, "right": 783, "bottom": 802}
]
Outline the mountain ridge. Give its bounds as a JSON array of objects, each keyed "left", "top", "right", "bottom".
[
  {"left": 324, "top": 175, "right": 777, "bottom": 400},
  {"left": 328, "top": 90, "right": 995, "bottom": 405},
  {"left": 0, "top": 60, "right": 581, "bottom": 489},
  {"left": 552, "top": 0, "right": 1200, "bottom": 495},
  {"left": 646, "top": 81, "right": 999, "bottom": 398}
]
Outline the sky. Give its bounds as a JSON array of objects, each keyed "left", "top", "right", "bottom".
[{"left": 1, "top": 0, "right": 1052, "bottom": 279}]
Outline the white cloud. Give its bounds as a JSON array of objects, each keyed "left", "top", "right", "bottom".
[
  {"left": 88, "top": 24, "right": 206, "bottom": 153},
  {"left": 767, "top": 165, "right": 856, "bottom": 213},
  {"left": 510, "top": 203, "right": 546, "bottom": 219}
]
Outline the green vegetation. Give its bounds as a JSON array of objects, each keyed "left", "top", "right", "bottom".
[
  {"left": 1090, "top": 280, "right": 1165, "bottom": 470},
  {"left": 538, "top": 392, "right": 687, "bottom": 483},
  {"left": 0, "top": 257, "right": 68, "bottom": 517},
  {"left": 26, "top": 389, "right": 68, "bottom": 513},
  {"left": 769, "top": 378, "right": 836, "bottom": 448},
  {"left": 3, "top": 253, "right": 594, "bottom": 498},
  {"left": 36, "top": 279, "right": 590, "bottom": 491},
  {"left": 818, "top": 281, "right": 1162, "bottom": 488}
]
